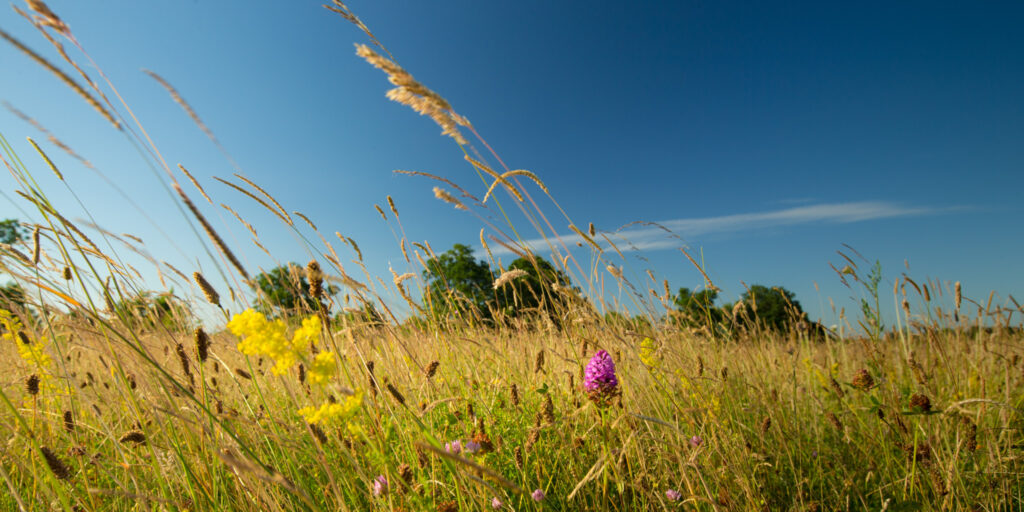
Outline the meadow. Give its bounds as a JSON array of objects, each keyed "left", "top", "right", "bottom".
[{"left": 1, "top": 2, "right": 1022, "bottom": 511}]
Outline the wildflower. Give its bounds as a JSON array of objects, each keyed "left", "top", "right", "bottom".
[
  {"left": 851, "top": 369, "right": 874, "bottom": 390},
  {"left": 665, "top": 489, "right": 682, "bottom": 501},
  {"left": 228, "top": 309, "right": 321, "bottom": 376},
  {"left": 639, "top": 337, "right": 660, "bottom": 368},
  {"left": 584, "top": 350, "right": 620, "bottom": 406},
  {"left": 445, "top": 440, "right": 462, "bottom": 455},
  {"left": 307, "top": 351, "right": 338, "bottom": 386},
  {"left": 298, "top": 391, "right": 363, "bottom": 424},
  {"left": 465, "top": 440, "right": 481, "bottom": 454},
  {"left": 532, "top": 489, "right": 545, "bottom": 502},
  {"left": 689, "top": 435, "right": 703, "bottom": 448},
  {"left": 372, "top": 475, "right": 388, "bottom": 496},
  {"left": 491, "top": 497, "right": 503, "bottom": 509}
]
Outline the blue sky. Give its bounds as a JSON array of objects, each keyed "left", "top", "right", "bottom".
[{"left": 1, "top": 1, "right": 1022, "bottom": 328}]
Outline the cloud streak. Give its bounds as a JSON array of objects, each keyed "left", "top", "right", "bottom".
[{"left": 490, "top": 201, "right": 939, "bottom": 255}]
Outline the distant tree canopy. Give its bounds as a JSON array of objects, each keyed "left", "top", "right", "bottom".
[
  {"left": 253, "top": 264, "right": 337, "bottom": 315},
  {"left": 672, "top": 287, "right": 724, "bottom": 327},
  {"left": 0, "top": 219, "right": 25, "bottom": 245},
  {"left": 112, "top": 291, "right": 190, "bottom": 330},
  {"left": 494, "top": 256, "right": 572, "bottom": 319},
  {"left": 422, "top": 244, "right": 494, "bottom": 322},
  {"left": 421, "top": 243, "right": 572, "bottom": 324},
  {"left": 740, "top": 284, "right": 804, "bottom": 331}
]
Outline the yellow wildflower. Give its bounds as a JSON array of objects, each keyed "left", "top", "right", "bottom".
[
  {"left": 299, "top": 391, "right": 363, "bottom": 424},
  {"left": 307, "top": 351, "right": 338, "bottom": 386},
  {"left": 639, "top": 337, "right": 660, "bottom": 369}
]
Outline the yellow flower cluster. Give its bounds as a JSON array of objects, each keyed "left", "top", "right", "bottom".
[
  {"left": 227, "top": 309, "right": 320, "bottom": 375},
  {"left": 298, "top": 391, "right": 363, "bottom": 424},
  {"left": 1, "top": 309, "right": 52, "bottom": 370},
  {"left": 638, "top": 337, "right": 661, "bottom": 369},
  {"left": 307, "top": 351, "right": 338, "bottom": 386}
]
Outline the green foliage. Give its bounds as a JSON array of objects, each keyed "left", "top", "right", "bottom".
[
  {"left": 0, "top": 282, "right": 26, "bottom": 310},
  {"left": 0, "top": 218, "right": 25, "bottom": 245},
  {"left": 253, "top": 264, "right": 337, "bottom": 315},
  {"left": 112, "top": 291, "right": 190, "bottom": 330},
  {"left": 422, "top": 244, "right": 494, "bottom": 322},
  {"left": 494, "top": 256, "right": 572, "bottom": 320},
  {"left": 740, "top": 284, "right": 804, "bottom": 331},
  {"left": 672, "top": 287, "right": 724, "bottom": 328}
]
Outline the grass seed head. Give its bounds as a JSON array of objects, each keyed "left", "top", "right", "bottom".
[
  {"left": 26, "top": 374, "right": 40, "bottom": 395},
  {"left": 194, "top": 327, "right": 209, "bottom": 363},
  {"left": 193, "top": 272, "right": 220, "bottom": 306},
  {"left": 852, "top": 369, "right": 874, "bottom": 391},
  {"left": 40, "top": 447, "right": 71, "bottom": 480}
]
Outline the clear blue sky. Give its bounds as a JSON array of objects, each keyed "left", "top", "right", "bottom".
[{"left": 1, "top": 2, "right": 1021, "bottom": 328}]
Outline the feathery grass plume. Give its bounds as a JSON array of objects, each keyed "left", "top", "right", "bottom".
[
  {"left": 588, "top": 222, "right": 596, "bottom": 237},
  {"left": 386, "top": 382, "right": 406, "bottom": 405},
  {"left": 955, "top": 281, "right": 962, "bottom": 310},
  {"left": 0, "top": 243, "right": 32, "bottom": 266},
  {"left": 26, "top": 137, "right": 62, "bottom": 180},
  {"left": 569, "top": 224, "right": 602, "bottom": 252},
  {"left": 213, "top": 177, "right": 290, "bottom": 227},
  {"left": 366, "top": 361, "right": 378, "bottom": 396},
  {"left": 760, "top": 416, "right": 772, "bottom": 434},
  {"left": 30, "top": 226, "right": 40, "bottom": 265},
  {"left": 922, "top": 284, "right": 931, "bottom": 302},
  {"left": 387, "top": 195, "right": 399, "bottom": 218},
  {"left": 469, "top": 157, "right": 525, "bottom": 203},
  {"left": 500, "top": 169, "right": 548, "bottom": 194},
  {"left": 425, "top": 361, "right": 439, "bottom": 379},
  {"left": 308, "top": 422, "right": 328, "bottom": 444},
  {"left": 962, "top": 417, "right": 978, "bottom": 451},
  {"left": 144, "top": 71, "right": 223, "bottom": 147},
  {"left": 234, "top": 368, "right": 251, "bottom": 379},
  {"left": 307, "top": 260, "right": 324, "bottom": 299},
  {"left": 26, "top": 0, "right": 68, "bottom": 34},
  {"left": 720, "top": 366, "right": 728, "bottom": 380},
  {"left": 26, "top": 374, "right": 40, "bottom": 395},
  {"left": 119, "top": 430, "right": 146, "bottom": 444},
  {"left": 194, "top": 327, "right": 209, "bottom": 363},
  {"left": 606, "top": 264, "right": 623, "bottom": 280},
  {"left": 175, "top": 184, "right": 249, "bottom": 279},
  {"left": 829, "top": 376, "right": 845, "bottom": 398},
  {"left": 5, "top": 102, "right": 93, "bottom": 168},
  {"left": 356, "top": 44, "right": 468, "bottom": 144},
  {"left": 851, "top": 369, "right": 874, "bottom": 391},
  {"left": 63, "top": 410, "right": 74, "bottom": 432},
  {"left": 293, "top": 211, "right": 317, "bottom": 230},
  {"left": 177, "top": 164, "right": 213, "bottom": 204},
  {"left": 192, "top": 272, "right": 220, "bottom": 306},
  {"left": 374, "top": 204, "right": 386, "bottom": 220},
  {"left": 40, "top": 447, "right": 71, "bottom": 480},
  {"left": 0, "top": 28, "right": 119, "bottom": 129},
  {"left": 534, "top": 349, "right": 545, "bottom": 373},
  {"left": 510, "top": 383, "right": 520, "bottom": 407},
  {"left": 493, "top": 269, "right": 527, "bottom": 290},
  {"left": 433, "top": 186, "right": 467, "bottom": 210},
  {"left": 61, "top": 266, "right": 71, "bottom": 280},
  {"left": 234, "top": 174, "right": 292, "bottom": 224}
]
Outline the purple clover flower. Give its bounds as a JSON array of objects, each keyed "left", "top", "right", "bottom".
[
  {"left": 665, "top": 489, "right": 682, "bottom": 501},
  {"left": 491, "top": 497, "right": 503, "bottom": 509},
  {"left": 531, "top": 489, "right": 546, "bottom": 502},
  {"left": 465, "top": 440, "right": 481, "bottom": 454},
  {"left": 372, "top": 475, "right": 387, "bottom": 496},
  {"left": 689, "top": 435, "right": 703, "bottom": 448},
  {"left": 445, "top": 440, "right": 462, "bottom": 455},
  {"left": 584, "top": 350, "right": 618, "bottom": 392}
]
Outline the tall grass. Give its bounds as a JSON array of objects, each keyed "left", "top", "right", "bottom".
[{"left": 1, "top": 2, "right": 1022, "bottom": 510}]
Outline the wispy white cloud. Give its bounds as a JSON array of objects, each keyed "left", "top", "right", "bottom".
[{"left": 489, "top": 201, "right": 939, "bottom": 255}]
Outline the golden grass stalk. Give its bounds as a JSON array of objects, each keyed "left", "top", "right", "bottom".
[
  {"left": 174, "top": 183, "right": 249, "bottom": 279},
  {"left": 26, "top": 137, "right": 62, "bottom": 180},
  {"left": 493, "top": 269, "right": 527, "bottom": 290},
  {"left": 293, "top": 211, "right": 317, "bottom": 230},
  {"left": 40, "top": 447, "right": 70, "bottom": 480},
  {"left": 144, "top": 70, "right": 220, "bottom": 146},
  {"left": 393, "top": 272, "right": 415, "bottom": 286},
  {"left": 177, "top": 164, "right": 213, "bottom": 205},
  {"left": 0, "top": 28, "right": 119, "bottom": 129},
  {"left": 568, "top": 224, "right": 602, "bottom": 252},
  {"left": 30, "top": 226, "right": 40, "bottom": 265},
  {"left": 193, "top": 272, "right": 220, "bottom": 306},
  {"left": 955, "top": 281, "right": 962, "bottom": 310},
  {"left": 234, "top": 174, "right": 291, "bottom": 224},
  {"left": 5, "top": 102, "right": 94, "bottom": 169},
  {"left": 213, "top": 177, "right": 291, "bottom": 226},
  {"left": 433, "top": 187, "right": 467, "bottom": 210},
  {"left": 500, "top": 169, "right": 549, "bottom": 194},
  {"left": 374, "top": 204, "right": 386, "bottom": 220}
]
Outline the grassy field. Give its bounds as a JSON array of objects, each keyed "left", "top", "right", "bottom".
[{"left": 1, "top": 2, "right": 1023, "bottom": 511}]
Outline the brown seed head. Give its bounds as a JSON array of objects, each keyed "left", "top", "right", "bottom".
[
  {"left": 193, "top": 272, "right": 220, "bottom": 306},
  {"left": 425, "top": 361, "right": 439, "bottom": 379},
  {"left": 306, "top": 260, "right": 323, "bottom": 299},
  {"left": 26, "top": 374, "right": 40, "bottom": 395},
  {"left": 510, "top": 383, "right": 520, "bottom": 407},
  {"left": 760, "top": 416, "right": 771, "bottom": 434},
  {"left": 386, "top": 382, "right": 406, "bottom": 405},
  {"left": 40, "top": 446, "right": 71, "bottom": 480},
  {"left": 63, "top": 410, "right": 74, "bottom": 432},
  {"left": 62, "top": 266, "right": 72, "bottom": 280},
  {"left": 954, "top": 281, "right": 962, "bottom": 310},
  {"left": 194, "top": 327, "right": 210, "bottom": 363},
  {"left": 851, "top": 369, "right": 874, "bottom": 391},
  {"left": 398, "top": 463, "right": 413, "bottom": 487},
  {"left": 826, "top": 412, "right": 843, "bottom": 433},
  {"left": 234, "top": 368, "right": 252, "bottom": 379},
  {"left": 829, "top": 376, "right": 845, "bottom": 398},
  {"left": 534, "top": 349, "right": 545, "bottom": 373},
  {"left": 909, "top": 393, "right": 932, "bottom": 412},
  {"left": 119, "top": 430, "right": 146, "bottom": 444},
  {"left": 437, "top": 500, "right": 458, "bottom": 512},
  {"left": 542, "top": 395, "right": 555, "bottom": 424},
  {"left": 175, "top": 343, "right": 191, "bottom": 377}
]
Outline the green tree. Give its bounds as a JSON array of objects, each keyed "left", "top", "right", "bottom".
[
  {"left": 673, "top": 287, "right": 723, "bottom": 325},
  {"left": 253, "top": 264, "right": 336, "bottom": 315},
  {"left": 0, "top": 219, "right": 25, "bottom": 245},
  {"left": 112, "top": 291, "right": 190, "bottom": 330},
  {"left": 494, "top": 256, "right": 572, "bottom": 320},
  {"left": 740, "top": 284, "right": 804, "bottom": 332},
  {"left": 422, "top": 244, "right": 493, "bottom": 322}
]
